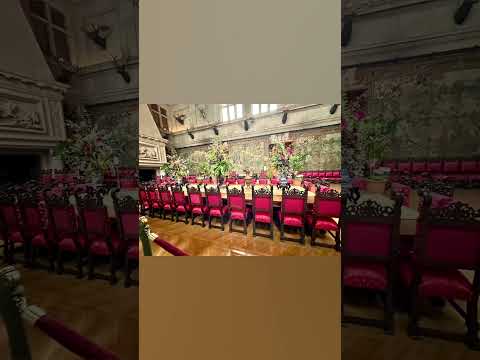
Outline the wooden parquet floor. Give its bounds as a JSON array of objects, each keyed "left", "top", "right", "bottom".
[
  {"left": 148, "top": 216, "right": 338, "bottom": 256},
  {"left": 0, "top": 265, "right": 138, "bottom": 360}
]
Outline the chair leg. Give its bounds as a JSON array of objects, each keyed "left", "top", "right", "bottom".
[
  {"left": 48, "top": 247, "right": 55, "bottom": 272},
  {"left": 171, "top": 210, "right": 174, "bottom": 222},
  {"left": 300, "top": 226, "right": 305, "bottom": 244},
  {"left": 202, "top": 214, "right": 205, "bottom": 227},
  {"left": 243, "top": 218, "right": 247, "bottom": 235},
  {"left": 466, "top": 298, "right": 480, "bottom": 349},
  {"left": 110, "top": 254, "right": 118, "bottom": 285},
  {"left": 208, "top": 215, "right": 212, "bottom": 229},
  {"left": 76, "top": 252, "right": 84, "bottom": 279},
  {"left": 57, "top": 250, "right": 64, "bottom": 274},
  {"left": 221, "top": 215, "right": 225, "bottom": 231},
  {"left": 270, "top": 223, "right": 274, "bottom": 239},
  {"left": 229, "top": 219, "right": 233, "bottom": 233},
  {"left": 191, "top": 215, "right": 195, "bottom": 225},
  {"left": 87, "top": 253, "right": 94, "bottom": 280},
  {"left": 408, "top": 288, "right": 421, "bottom": 338},
  {"left": 311, "top": 229, "right": 316, "bottom": 246},
  {"left": 280, "top": 223, "right": 285, "bottom": 240},
  {"left": 384, "top": 288, "right": 394, "bottom": 335},
  {"left": 175, "top": 211, "right": 179, "bottom": 222},
  {"left": 253, "top": 221, "right": 256, "bottom": 237},
  {"left": 124, "top": 258, "right": 131, "bottom": 288}
]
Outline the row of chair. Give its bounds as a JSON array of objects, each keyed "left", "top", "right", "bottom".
[
  {"left": 382, "top": 159, "right": 480, "bottom": 187},
  {"left": 0, "top": 184, "right": 139, "bottom": 287},
  {"left": 341, "top": 191, "right": 480, "bottom": 349},
  {"left": 140, "top": 183, "right": 342, "bottom": 248}
]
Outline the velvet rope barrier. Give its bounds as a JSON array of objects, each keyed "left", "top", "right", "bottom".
[
  {"left": 1, "top": 266, "right": 120, "bottom": 360},
  {"left": 139, "top": 216, "right": 190, "bottom": 256}
]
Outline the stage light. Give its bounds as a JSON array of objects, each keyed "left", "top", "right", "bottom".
[
  {"left": 188, "top": 132, "right": 194, "bottom": 139},
  {"left": 213, "top": 127, "right": 219, "bottom": 135},
  {"left": 342, "top": 14, "right": 354, "bottom": 47},
  {"left": 330, "top": 104, "right": 339, "bottom": 114},
  {"left": 454, "top": 0, "right": 477, "bottom": 25},
  {"left": 244, "top": 120, "right": 249, "bottom": 131},
  {"left": 282, "top": 111, "right": 288, "bottom": 124}
]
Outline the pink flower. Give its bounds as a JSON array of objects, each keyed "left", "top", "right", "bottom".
[{"left": 354, "top": 111, "right": 366, "bottom": 121}]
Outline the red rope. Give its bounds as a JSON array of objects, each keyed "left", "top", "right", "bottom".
[{"left": 153, "top": 237, "right": 190, "bottom": 256}]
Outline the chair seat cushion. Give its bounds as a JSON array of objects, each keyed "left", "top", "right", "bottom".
[
  {"left": 192, "top": 206, "right": 208, "bottom": 215},
  {"left": 400, "top": 263, "right": 473, "bottom": 301},
  {"left": 255, "top": 211, "right": 271, "bottom": 223},
  {"left": 163, "top": 203, "right": 173, "bottom": 210},
  {"left": 343, "top": 262, "right": 388, "bottom": 290},
  {"left": 9, "top": 231, "right": 24, "bottom": 244},
  {"left": 282, "top": 214, "right": 304, "bottom": 227},
  {"left": 175, "top": 204, "right": 191, "bottom": 213},
  {"left": 58, "top": 235, "right": 85, "bottom": 252},
  {"left": 31, "top": 233, "right": 49, "bottom": 247},
  {"left": 127, "top": 245, "right": 139, "bottom": 260},
  {"left": 142, "top": 201, "right": 150, "bottom": 209},
  {"left": 151, "top": 202, "right": 161, "bottom": 209},
  {"left": 231, "top": 208, "right": 251, "bottom": 220},
  {"left": 306, "top": 215, "right": 338, "bottom": 231},
  {"left": 209, "top": 206, "right": 228, "bottom": 217},
  {"left": 89, "top": 237, "right": 123, "bottom": 256}
]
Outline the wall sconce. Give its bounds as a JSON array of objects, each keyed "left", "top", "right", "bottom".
[
  {"left": 213, "top": 127, "right": 219, "bottom": 135},
  {"left": 83, "top": 24, "right": 111, "bottom": 49},
  {"left": 111, "top": 56, "right": 131, "bottom": 83},
  {"left": 281, "top": 111, "right": 288, "bottom": 124},
  {"left": 341, "top": 14, "right": 354, "bottom": 47},
  {"left": 175, "top": 115, "right": 186, "bottom": 125},
  {"left": 454, "top": 0, "right": 477, "bottom": 25},
  {"left": 244, "top": 120, "right": 249, "bottom": 131},
  {"left": 188, "top": 131, "right": 195, "bottom": 139},
  {"left": 329, "top": 104, "right": 339, "bottom": 114}
]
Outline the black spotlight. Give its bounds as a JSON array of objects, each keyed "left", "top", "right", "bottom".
[
  {"left": 188, "top": 132, "right": 194, "bottom": 139},
  {"left": 454, "top": 0, "right": 476, "bottom": 25},
  {"left": 244, "top": 120, "right": 249, "bottom": 131},
  {"left": 329, "top": 104, "right": 339, "bottom": 115},
  {"left": 213, "top": 127, "right": 219, "bottom": 135},
  {"left": 341, "top": 14, "right": 354, "bottom": 47},
  {"left": 282, "top": 111, "right": 288, "bottom": 124},
  {"left": 175, "top": 115, "right": 185, "bottom": 125}
]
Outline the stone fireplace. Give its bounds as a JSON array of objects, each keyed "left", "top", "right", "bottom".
[{"left": 0, "top": 0, "right": 67, "bottom": 182}]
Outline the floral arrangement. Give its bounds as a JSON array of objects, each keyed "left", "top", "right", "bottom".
[
  {"left": 205, "top": 138, "right": 233, "bottom": 178},
  {"left": 160, "top": 149, "right": 189, "bottom": 180},
  {"left": 54, "top": 107, "right": 117, "bottom": 182},
  {"left": 269, "top": 137, "right": 314, "bottom": 178}
]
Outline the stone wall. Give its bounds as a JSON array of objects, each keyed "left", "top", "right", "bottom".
[{"left": 343, "top": 49, "right": 480, "bottom": 159}]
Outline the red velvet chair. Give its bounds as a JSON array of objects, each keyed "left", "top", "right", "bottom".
[
  {"left": 401, "top": 197, "right": 480, "bottom": 349},
  {"left": 252, "top": 185, "right": 274, "bottom": 239},
  {"left": 187, "top": 184, "right": 207, "bottom": 227},
  {"left": 227, "top": 186, "right": 250, "bottom": 234},
  {"left": 172, "top": 185, "right": 191, "bottom": 224},
  {"left": 159, "top": 185, "right": 174, "bottom": 221},
  {"left": 270, "top": 178, "right": 279, "bottom": 185},
  {"left": 18, "top": 190, "right": 54, "bottom": 270},
  {"left": 237, "top": 178, "right": 246, "bottom": 186},
  {"left": 44, "top": 188, "right": 85, "bottom": 278},
  {"left": 390, "top": 182, "right": 411, "bottom": 208},
  {"left": 279, "top": 186, "right": 308, "bottom": 243},
  {"left": 0, "top": 191, "right": 23, "bottom": 264},
  {"left": 307, "top": 188, "right": 341, "bottom": 249},
  {"left": 341, "top": 195, "right": 403, "bottom": 334},
  {"left": 139, "top": 186, "right": 150, "bottom": 215},
  {"left": 383, "top": 160, "right": 397, "bottom": 172},
  {"left": 205, "top": 185, "right": 228, "bottom": 230},
  {"left": 258, "top": 178, "right": 268, "bottom": 185},
  {"left": 398, "top": 160, "right": 412, "bottom": 174},
  {"left": 76, "top": 187, "right": 120, "bottom": 284},
  {"left": 412, "top": 161, "right": 427, "bottom": 174},
  {"left": 146, "top": 185, "right": 161, "bottom": 217},
  {"left": 112, "top": 189, "right": 139, "bottom": 287}
]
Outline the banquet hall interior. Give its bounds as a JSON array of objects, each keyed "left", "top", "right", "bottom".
[
  {"left": 139, "top": 103, "right": 341, "bottom": 256},
  {"left": 0, "top": 1, "right": 138, "bottom": 359},
  {"left": 341, "top": 0, "right": 480, "bottom": 358}
]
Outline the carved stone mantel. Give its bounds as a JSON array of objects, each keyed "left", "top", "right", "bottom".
[{"left": 139, "top": 135, "right": 167, "bottom": 171}]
